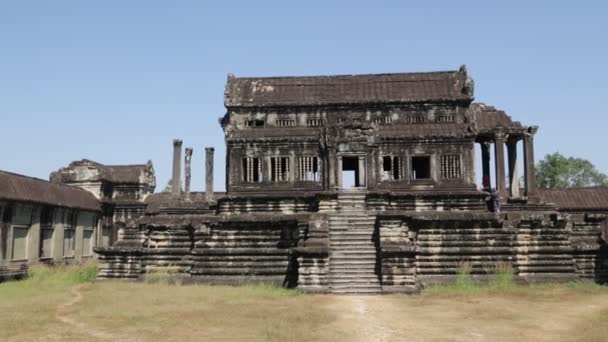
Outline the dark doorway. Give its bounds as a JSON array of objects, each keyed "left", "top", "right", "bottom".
[
  {"left": 341, "top": 156, "right": 360, "bottom": 188},
  {"left": 412, "top": 156, "right": 431, "bottom": 180}
]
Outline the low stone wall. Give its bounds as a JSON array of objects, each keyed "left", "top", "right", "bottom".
[
  {"left": 95, "top": 214, "right": 301, "bottom": 285},
  {"left": 95, "top": 203, "right": 608, "bottom": 292}
]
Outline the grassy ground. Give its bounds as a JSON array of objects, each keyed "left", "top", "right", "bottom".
[{"left": 1, "top": 263, "right": 608, "bottom": 342}]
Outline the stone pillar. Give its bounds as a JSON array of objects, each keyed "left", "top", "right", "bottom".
[
  {"left": 205, "top": 147, "right": 215, "bottom": 202},
  {"left": 524, "top": 126, "right": 538, "bottom": 199},
  {"left": 337, "top": 156, "right": 343, "bottom": 188},
  {"left": 327, "top": 148, "right": 336, "bottom": 189},
  {"left": 52, "top": 209, "right": 65, "bottom": 263},
  {"left": 481, "top": 141, "right": 491, "bottom": 190},
  {"left": 184, "top": 147, "right": 193, "bottom": 200},
  {"left": 358, "top": 156, "right": 366, "bottom": 187},
  {"left": 494, "top": 132, "right": 506, "bottom": 197},
  {"left": 507, "top": 139, "right": 520, "bottom": 198},
  {"left": 74, "top": 212, "right": 83, "bottom": 262},
  {"left": 28, "top": 206, "right": 41, "bottom": 263},
  {"left": 172, "top": 139, "right": 182, "bottom": 197}
]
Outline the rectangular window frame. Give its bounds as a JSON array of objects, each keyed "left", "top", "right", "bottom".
[
  {"left": 275, "top": 119, "right": 296, "bottom": 127},
  {"left": 82, "top": 229, "right": 94, "bottom": 257},
  {"left": 270, "top": 156, "right": 291, "bottom": 182},
  {"left": 298, "top": 156, "right": 321, "bottom": 182},
  {"left": 411, "top": 155, "right": 432, "bottom": 180},
  {"left": 381, "top": 155, "right": 403, "bottom": 181},
  {"left": 11, "top": 225, "right": 29, "bottom": 261},
  {"left": 244, "top": 119, "right": 265, "bottom": 127},
  {"left": 241, "top": 157, "right": 262, "bottom": 183},
  {"left": 440, "top": 154, "right": 462, "bottom": 180},
  {"left": 306, "top": 119, "right": 326, "bottom": 127}
]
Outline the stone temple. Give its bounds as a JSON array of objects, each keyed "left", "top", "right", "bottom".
[{"left": 1, "top": 66, "right": 607, "bottom": 293}]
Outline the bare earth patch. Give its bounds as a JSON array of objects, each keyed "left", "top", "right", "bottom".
[{"left": 2, "top": 277, "right": 608, "bottom": 342}]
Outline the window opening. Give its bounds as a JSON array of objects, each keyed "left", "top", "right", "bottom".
[
  {"left": 412, "top": 156, "right": 431, "bottom": 180},
  {"left": 271, "top": 157, "right": 290, "bottom": 182},
  {"left": 242, "top": 157, "right": 261, "bottom": 182},
  {"left": 441, "top": 154, "right": 462, "bottom": 179},
  {"left": 382, "top": 156, "right": 402, "bottom": 180},
  {"left": 299, "top": 156, "right": 320, "bottom": 181},
  {"left": 244, "top": 119, "right": 265, "bottom": 127},
  {"left": 275, "top": 119, "right": 295, "bottom": 127}
]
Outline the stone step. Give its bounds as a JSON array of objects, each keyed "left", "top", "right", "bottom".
[
  {"left": 330, "top": 269, "right": 377, "bottom": 275},
  {"left": 330, "top": 263, "right": 377, "bottom": 269},
  {"left": 330, "top": 284, "right": 382, "bottom": 290}
]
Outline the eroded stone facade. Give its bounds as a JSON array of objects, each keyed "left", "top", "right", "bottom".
[{"left": 92, "top": 67, "right": 607, "bottom": 293}]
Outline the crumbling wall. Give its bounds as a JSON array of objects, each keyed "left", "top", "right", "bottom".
[
  {"left": 567, "top": 212, "right": 608, "bottom": 283},
  {"left": 293, "top": 215, "right": 329, "bottom": 292}
]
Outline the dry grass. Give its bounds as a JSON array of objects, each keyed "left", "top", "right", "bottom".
[{"left": 2, "top": 263, "right": 608, "bottom": 342}]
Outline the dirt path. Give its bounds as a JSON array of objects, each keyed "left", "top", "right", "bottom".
[
  {"left": 55, "top": 284, "right": 137, "bottom": 342},
  {"left": 328, "top": 292, "right": 608, "bottom": 342}
]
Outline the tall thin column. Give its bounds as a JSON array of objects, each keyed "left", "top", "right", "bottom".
[
  {"left": 172, "top": 139, "right": 182, "bottom": 197},
  {"left": 358, "top": 156, "right": 366, "bottom": 187},
  {"left": 184, "top": 147, "right": 193, "bottom": 200},
  {"left": 524, "top": 126, "right": 538, "bottom": 199},
  {"left": 494, "top": 131, "right": 506, "bottom": 197},
  {"left": 481, "top": 141, "right": 491, "bottom": 190},
  {"left": 507, "top": 139, "right": 520, "bottom": 198},
  {"left": 28, "top": 206, "right": 41, "bottom": 263},
  {"left": 205, "top": 147, "right": 215, "bottom": 202},
  {"left": 327, "top": 149, "right": 336, "bottom": 189},
  {"left": 337, "top": 156, "right": 343, "bottom": 188},
  {"left": 52, "top": 209, "right": 65, "bottom": 263}
]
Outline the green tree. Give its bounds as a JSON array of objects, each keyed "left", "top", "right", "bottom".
[{"left": 536, "top": 152, "right": 608, "bottom": 188}]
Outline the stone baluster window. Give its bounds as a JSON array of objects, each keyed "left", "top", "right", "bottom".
[
  {"left": 298, "top": 156, "right": 320, "bottom": 182},
  {"left": 244, "top": 119, "right": 264, "bottom": 127},
  {"left": 441, "top": 154, "right": 462, "bottom": 179},
  {"left": 275, "top": 119, "right": 295, "bottom": 127},
  {"left": 436, "top": 114, "right": 454, "bottom": 123},
  {"left": 271, "top": 157, "right": 290, "bottom": 182},
  {"left": 374, "top": 116, "right": 393, "bottom": 124},
  {"left": 242, "top": 157, "right": 261, "bottom": 183},
  {"left": 382, "top": 156, "right": 402, "bottom": 180},
  {"left": 407, "top": 115, "right": 425, "bottom": 124},
  {"left": 306, "top": 119, "right": 325, "bottom": 127}
]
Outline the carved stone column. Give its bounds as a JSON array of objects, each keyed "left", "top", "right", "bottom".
[
  {"left": 481, "top": 141, "right": 491, "bottom": 190},
  {"left": 494, "top": 131, "right": 506, "bottom": 197},
  {"left": 205, "top": 147, "right": 215, "bottom": 202},
  {"left": 337, "top": 156, "right": 343, "bottom": 189},
  {"left": 524, "top": 126, "right": 539, "bottom": 200},
  {"left": 507, "top": 138, "right": 520, "bottom": 198},
  {"left": 28, "top": 206, "right": 41, "bottom": 263},
  {"left": 184, "top": 147, "right": 193, "bottom": 200},
  {"left": 358, "top": 156, "right": 366, "bottom": 187},
  {"left": 172, "top": 139, "right": 182, "bottom": 197}
]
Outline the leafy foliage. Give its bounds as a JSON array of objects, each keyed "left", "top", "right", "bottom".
[{"left": 536, "top": 152, "right": 608, "bottom": 188}]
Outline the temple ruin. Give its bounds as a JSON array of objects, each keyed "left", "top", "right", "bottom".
[{"left": 2, "top": 66, "right": 607, "bottom": 293}]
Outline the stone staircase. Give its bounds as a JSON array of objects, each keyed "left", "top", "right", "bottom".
[{"left": 328, "top": 190, "right": 382, "bottom": 294}]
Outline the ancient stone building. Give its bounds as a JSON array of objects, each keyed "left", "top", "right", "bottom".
[
  {"left": 1, "top": 66, "right": 603, "bottom": 292},
  {"left": 90, "top": 66, "right": 608, "bottom": 293},
  {"left": 0, "top": 160, "right": 155, "bottom": 282},
  {"left": 0, "top": 171, "right": 101, "bottom": 281},
  {"left": 50, "top": 159, "right": 156, "bottom": 245}
]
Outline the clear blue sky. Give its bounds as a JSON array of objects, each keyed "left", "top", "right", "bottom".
[{"left": 1, "top": 1, "right": 607, "bottom": 191}]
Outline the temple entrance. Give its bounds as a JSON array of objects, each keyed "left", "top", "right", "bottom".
[{"left": 339, "top": 155, "right": 366, "bottom": 188}]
